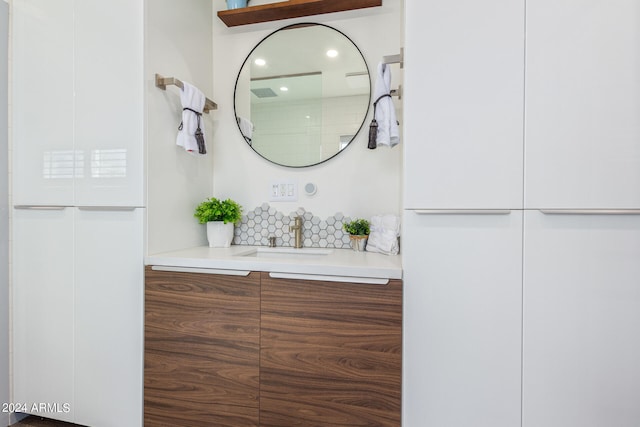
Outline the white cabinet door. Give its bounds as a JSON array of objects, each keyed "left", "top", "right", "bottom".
[
  {"left": 74, "top": 0, "right": 144, "bottom": 207},
  {"left": 12, "top": 207, "right": 75, "bottom": 422},
  {"left": 525, "top": 0, "right": 640, "bottom": 208},
  {"left": 404, "top": 0, "right": 525, "bottom": 209},
  {"left": 12, "top": 0, "right": 75, "bottom": 206},
  {"left": 523, "top": 210, "right": 640, "bottom": 427},
  {"left": 74, "top": 208, "right": 144, "bottom": 427},
  {"left": 12, "top": 0, "right": 144, "bottom": 207},
  {"left": 403, "top": 210, "right": 523, "bottom": 427}
]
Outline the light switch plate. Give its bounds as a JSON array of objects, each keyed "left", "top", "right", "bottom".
[{"left": 269, "top": 179, "right": 298, "bottom": 202}]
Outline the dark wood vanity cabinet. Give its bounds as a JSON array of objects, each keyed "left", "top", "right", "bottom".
[
  {"left": 144, "top": 267, "right": 402, "bottom": 426},
  {"left": 260, "top": 273, "right": 402, "bottom": 427},
  {"left": 144, "top": 267, "right": 261, "bottom": 427}
]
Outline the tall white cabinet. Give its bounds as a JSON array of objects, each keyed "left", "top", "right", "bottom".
[
  {"left": 403, "top": 0, "right": 524, "bottom": 210},
  {"left": 74, "top": 208, "right": 144, "bottom": 426},
  {"left": 12, "top": 1, "right": 145, "bottom": 426},
  {"left": 13, "top": 209, "right": 75, "bottom": 423},
  {"left": 523, "top": 211, "right": 640, "bottom": 427},
  {"left": 12, "top": 0, "right": 74, "bottom": 206},
  {"left": 521, "top": 1, "right": 640, "bottom": 425},
  {"left": 404, "top": 1, "right": 640, "bottom": 426},
  {"left": 403, "top": 1, "right": 525, "bottom": 426},
  {"left": 524, "top": 0, "right": 640, "bottom": 209},
  {"left": 12, "top": 0, "right": 144, "bottom": 206},
  {"left": 403, "top": 211, "right": 523, "bottom": 427}
]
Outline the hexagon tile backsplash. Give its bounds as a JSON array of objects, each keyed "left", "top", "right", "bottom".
[{"left": 233, "top": 203, "right": 353, "bottom": 249}]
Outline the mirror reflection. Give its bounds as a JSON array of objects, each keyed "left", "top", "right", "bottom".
[{"left": 234, "top": 23, "right": 370, "bottom": 167}]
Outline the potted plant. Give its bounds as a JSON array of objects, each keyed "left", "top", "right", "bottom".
[
  {"left": 343, "top": 218, "right": 370, "bottom": 252},
  {"left": 194, "top": 197, "right": 243, "bottom": 248}
]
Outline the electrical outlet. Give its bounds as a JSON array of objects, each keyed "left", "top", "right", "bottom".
[{"left": 269, "top": 180, "right": 298, "bottom": 202}]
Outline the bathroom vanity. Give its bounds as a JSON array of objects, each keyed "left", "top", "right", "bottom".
[{"left": 144, "top": 247, "right": 402, "bottom": 427}]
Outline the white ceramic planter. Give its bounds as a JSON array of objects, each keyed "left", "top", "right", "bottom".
[
  {"left": 206, "top": 221, "right": 234, "bottom": 248},
  {"left": 349, "top": 235, "right": 368, "bottom": 252}
]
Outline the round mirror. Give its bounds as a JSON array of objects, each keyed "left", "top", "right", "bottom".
[{"left": 234, "top": 23, "right": 371, "bottom": 168}]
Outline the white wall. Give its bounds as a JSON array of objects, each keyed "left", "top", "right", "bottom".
[
  {"left": 1, "top": 2, "right": 10, "bottom": 426},
  {"left": 212, "top": 0, "right": 403, "bottom": 219},
  {"left": 146, "top": 0, "right": 215, "bottom": 254}
]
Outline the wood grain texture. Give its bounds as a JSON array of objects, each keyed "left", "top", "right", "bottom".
[
  {"left": 260, "top": 272, "right": 402, "bottom": 427},
  {"left": 217, "top": 0, "right": 382, "bottom": 27},
  {"left": 144, "top": 267, "right": 260, "bottom": 427}
]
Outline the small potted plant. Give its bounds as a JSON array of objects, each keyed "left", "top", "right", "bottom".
[
  {"left": 343, "top": 218, "right": 370, "bottom": 252},
  {"left": 194, "top": 197, "right": 243, "bottom": 248}
]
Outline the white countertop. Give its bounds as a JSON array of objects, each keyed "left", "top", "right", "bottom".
[{"left": 145, "top": 245, "right": 402, "bottom": 281}]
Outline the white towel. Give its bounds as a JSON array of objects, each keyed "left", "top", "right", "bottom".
[
  {"left": 237, "top": 116, "right": 254, "bottom": 145},
  {"left": 373, "top": 63, "right": 400, "bottom": 148},
  {"left": 366, "top": 214, "right": 400, "bottom": 255},
  {"left": 176, "top": 81, "right": 207, "bottom": 155}
]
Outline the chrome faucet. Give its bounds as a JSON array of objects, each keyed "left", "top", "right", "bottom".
[{"left": 289, "top": 216, "right": 303, "bottom": 248}]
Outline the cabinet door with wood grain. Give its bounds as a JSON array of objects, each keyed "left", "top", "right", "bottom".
[
  {"left": 260, "top": 273, "right": 402, "bottom": 427},
  {"left": 144, "top": 267, "right": 260, "bottom": 427}
]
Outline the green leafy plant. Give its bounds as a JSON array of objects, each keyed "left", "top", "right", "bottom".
[
  {"left": 194, "top": 197, "right": 243, "bottom": 224},
  {"left": 343, "top": 218, "right": 370, "bottom": 236}
]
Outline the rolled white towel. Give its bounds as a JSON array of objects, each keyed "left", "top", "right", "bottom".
[
  {"left": 176, "top": 81, "right": 207, "bottom": 155},
  {"left": 366, "top": 214, "right": 400, "bottom": 255},
  {"left": 373, "top": 63, "right": 400, "bottom": 148},
  {"left": 367, "top": 229, "right": 399, "bottom": 254},
  {"left": 379, "top": 214, "right": 401, "bottom": 234}
]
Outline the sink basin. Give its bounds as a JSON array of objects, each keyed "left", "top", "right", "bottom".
[{"left": 236, "top": 247, "right": 333, "bottom": 257}]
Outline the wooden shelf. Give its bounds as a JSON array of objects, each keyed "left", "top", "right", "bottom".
[{"left": 217, "top": 0, "right": 382, "bottom": 27}]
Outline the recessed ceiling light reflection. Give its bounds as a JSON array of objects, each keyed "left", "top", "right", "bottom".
[
  {"left": 254, "top": 58, "right": 266, "bottom": 66},
  {"left": 280, "top": 86, "right": 289, "bottom": 92},
  {"left": 326, "top": 49, "right": 338, "bottom": 58}
]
